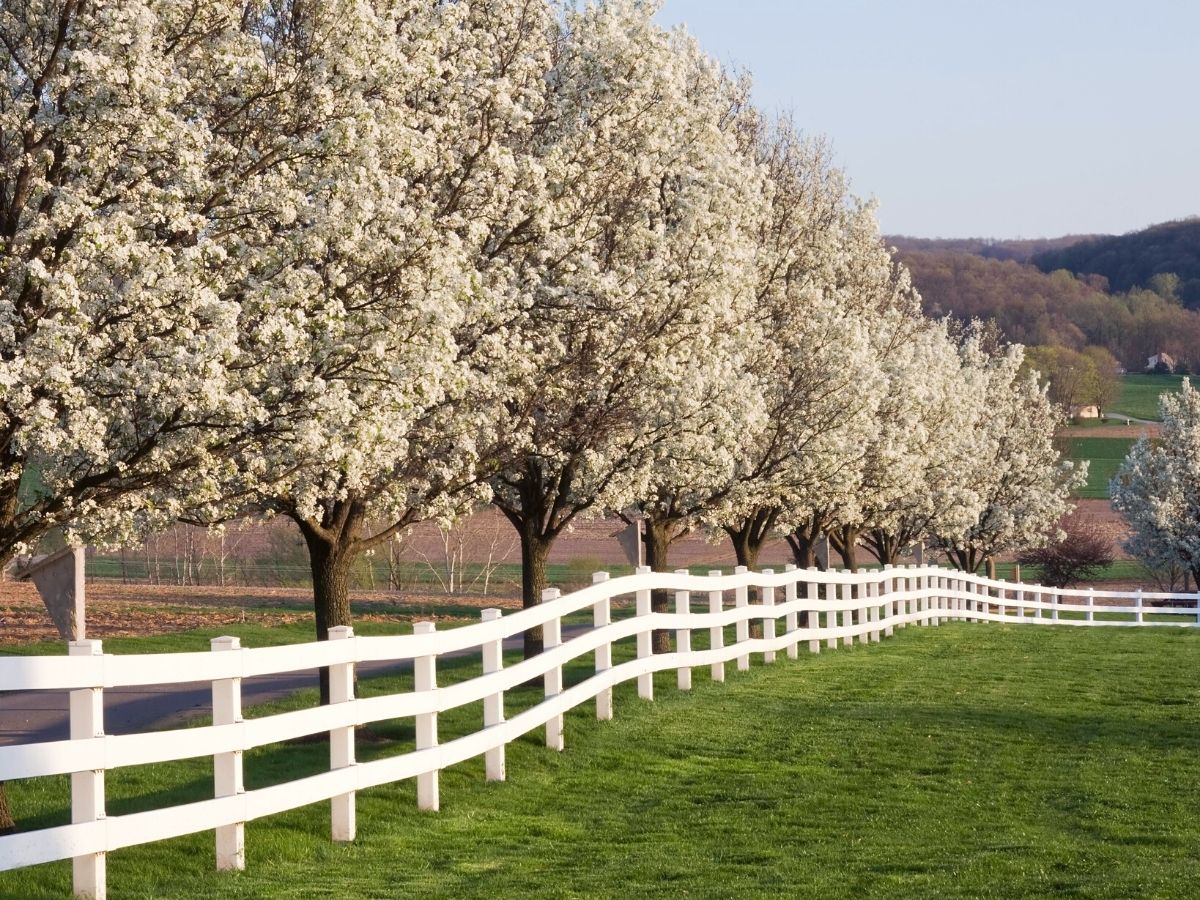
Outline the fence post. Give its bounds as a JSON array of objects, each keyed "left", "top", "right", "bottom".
[
  {"left": 762, "top": 569, "right": 777, "bottom": 663},
  {"left": 1051, "top": 589, "right": 1060, "bottom": 623},
  {"left": 806, "top": 572, "right": 821, "bottom": 653},
  {"left": 70, "top": 639, "right": 105, "bottom": 900},
  {"left": 1135, "top": 588, "right": 1144, "bottom": 625},
  {"left": 708, "top": 570, "right": 725, "bottom": 682},
  {"left": 927, "top": 571, "right": 938, "bottom": 627},
  {"left": 856, "top": 577, "right": 870, "bottom": 642},
  {"left": 784, "top": 565, "right": 799, "bottom": 659},
  {"left": 883, "top": 565, "right": 895, "bottom": 638},
  {"left": 1087, "top": 587, "right": 1095, "bottom": 624},
  {"left": 635, "top": 565, "right": 654, "bottom": 699},
  {"left": 907, "top": 571, "right": 916, "bottom": 628},
  {"left": 592, "top": 572, "right": 613, "bottom": 721},
  {"left": 826, "top": 581, "right": 839, "bottom": 648},
  {"left": 1195, "top": 591, "right": 1200, "bottom": 626},
  {"left": 481, "top": 609, "right": 506, "bottom": 781},
  {"left": 543, "top": 587, "right": 564, "bottom": 750},
  {"left": 327, "top": 627, "right": 357, "bottom": 842},
  {"left": 414, "top": 621, "right": 439, "bottom": 811},
  {"left": 868, "top": 579, "right": 880, "bottom": 642},
  {"left": 211, "top": 636, "right": 246, "bottom": 867},
  {"left": 734, "top": 565, "right": 750, "bottom": 671},
  {"left": 675, "top": 569, "right": 692, "bottom": 690},
  {"left": 839, "top": 579, "right": 855, "bottom": 647}
]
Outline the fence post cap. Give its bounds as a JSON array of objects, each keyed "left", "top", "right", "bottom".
[
  {"left": 734, "top": 565, "right": 748, "bottom": 574},
  {"left": 69, "top": 639, "right": 103, "bottom": 656},
  {"left": 591, "top": 571, "right": 610, "bottom": 584},
  {"left": 481, "top": 608, "right": 502, "bottom": 621},
  {"left": 635, "top": 565, "right": 652, "bottom": 575},
  {"left": 708, "top": 569, "right": 723, "bottom": 577},
  {"left": 211, "top": 635, "right": 242, "bottom": 650},
  {"left": 541, "top": 587, "right": 561, "bottom": 602},
  {"left": 413, "top": 621, "right": 437, "bottom": 635},
  {"left": 674, "top": 568, "right": 689, "bottom": 576}
]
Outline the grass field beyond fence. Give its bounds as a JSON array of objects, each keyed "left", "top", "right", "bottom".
[
  {"left": 3, "top": 623, "right": 1200, "bottom": 898},
  {"left": 1111, "top": 373, "right": 1185, "bottom": 421},
  {"left": 1068, "top": 436, "right": 1136, "bottom": 498}
]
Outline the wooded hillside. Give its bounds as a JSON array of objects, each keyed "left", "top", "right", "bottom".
[
  {"left": 1031, "top": 218, "right": 1200, "bottom": 306},
  {"left": 896, "top": 248, "right": 1200, "bottom": 372}
]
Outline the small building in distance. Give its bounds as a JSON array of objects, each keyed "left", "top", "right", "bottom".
[
  {"left": 1147, "top": 352, "right": 1176, "bottom": 373},
  {"left": 1070, "top": 404, "right": 1100, "bottom": 419}
]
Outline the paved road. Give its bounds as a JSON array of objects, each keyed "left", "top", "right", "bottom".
[{"left": 0, "top": 627, "right": 585, "bottom": 746}]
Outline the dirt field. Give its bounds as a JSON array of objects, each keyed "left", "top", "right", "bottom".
[
  {"left": 1059, "top": 424, "right": 1160, "bottom": 439},
  {"left": 0, "top": 582, "right": 525, "bottom": 647}
]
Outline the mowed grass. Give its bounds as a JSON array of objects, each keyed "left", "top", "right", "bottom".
[
  {"left": 4, "top": 623, "right": 1200, "bottom": 898},
  {"left": 1067, "top": 436, "right": 1135, "bottom": 498},
  {"left": 1110, "top": 373, "right": 1186, "bottom": 421}
]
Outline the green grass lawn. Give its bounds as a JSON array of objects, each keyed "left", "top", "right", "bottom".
[
  {"left": 1110, "top": 373, "right": 1186, "bottom": 421},
  {"left": 1067, "top": 436, "right": 1136, "bottom": 499},
  {"left": 4, "top": 623, "right": 1200, "bottom": 898}
]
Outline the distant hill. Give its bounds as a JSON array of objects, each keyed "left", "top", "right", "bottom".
[
  {"left": 886, "top": 234, "right": 1101, "bottom": 264},
  {"left": 895, "top": 248, "right": 1200, "bottom": 373},
  {"left": 1031, "top": 218, "right": 1200, "bottom": 307},
  {"left": 897, "top": 250, "right": 1110, "bottom": 347}
]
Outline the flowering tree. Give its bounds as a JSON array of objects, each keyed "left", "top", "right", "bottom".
[
  {"left": 708, "top": 126, "right": 880, "bottom": 573},
  {"left": 0, "top": 0, "right": 267, "bottom": 574},
  {"left": 487, "top": 2, "right": 765, "bottom": 655},
  {"left": 936, "top": 342, "right": 1085, "bottom": 572},
  {"left": 1112, "top": 380, "right": 1200, "bottom": 585},
  {"left": 186, "top": 0, "right": 557, "bottom": 686},
  {"left": 855, "top": 324, "right": 992, "bottom": 568},
  {"left": 777, "top": 212, "right": 925, "bottom": 571}
]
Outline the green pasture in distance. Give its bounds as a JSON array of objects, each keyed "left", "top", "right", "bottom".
[
  {"left": 1110, "top": 373, "right": 1186, "bottom": 421},
  {"left": 1067, "top": 436, "right": 1136, "bottom": 498}
]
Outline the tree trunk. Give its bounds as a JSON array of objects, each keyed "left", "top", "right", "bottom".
[
  {"left": 643, "top": 518, "right": 675, "bottom": 654},
  {"left": 786, "top": 521, "right": 825, "bottom": 628},
  {"left": 299, "top": 524, "right": 355, "bottom": 705},
  {"left": 725, "top": 510, "right": 776, "bottom": 638},
  {"left": 865, "top": 529, "right": 902, "bottom": 567},
  {"left": 829, "top": 525, "right": 861, "bottom": 572},
  {"left": 0, "top": 782, "right": 13, "bottom": 834},
  {"left": 786, "top": 532, "right": 816, "bottom": 569},
  {"left": 727, "top": 525, "right": 761, "bottom": 571},
  {"left": 946, "top": 546, "right": 982, "bottom": 573},
  {"left": 517, "top": 525, "right": 550, "bottom": 659}
]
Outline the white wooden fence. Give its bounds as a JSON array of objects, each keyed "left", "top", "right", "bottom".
[{"left": 1, "top": 563, "right": 1197, "bottom": 898}]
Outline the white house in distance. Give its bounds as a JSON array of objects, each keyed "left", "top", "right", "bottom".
[{"left": 1147, "top": 352, "right": 1176, "bottom": 373}]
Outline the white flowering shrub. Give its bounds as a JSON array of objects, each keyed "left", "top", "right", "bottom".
[{"left": 1112, "top": 379, "right": 1200, "bottom": 584}]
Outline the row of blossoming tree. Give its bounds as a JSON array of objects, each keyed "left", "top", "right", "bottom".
[
  {"left": 1, "top": 0, "right": 1086, "bottom": 831},
  {"left": 0, "top": 0, "right": 1088, "bottom": 660}
]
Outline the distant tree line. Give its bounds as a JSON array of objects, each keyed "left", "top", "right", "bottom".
[
  {"left": 899, "top": 249, "right": 1200, "bottom": 372},
  {"left": 1032, "top": 218, "right": 1200, "bottom": 306},
  {"left": 888, "top": 234, "right": 1101, "bottom": 264}
]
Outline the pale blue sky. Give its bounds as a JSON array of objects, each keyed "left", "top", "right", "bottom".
[{"left": 656, "top": 1, "right": 1200, "bottom": 239}]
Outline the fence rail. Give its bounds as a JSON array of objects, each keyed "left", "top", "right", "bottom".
[{"left": 2, "top": 563, "right": 1197, "bottom": 897}]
